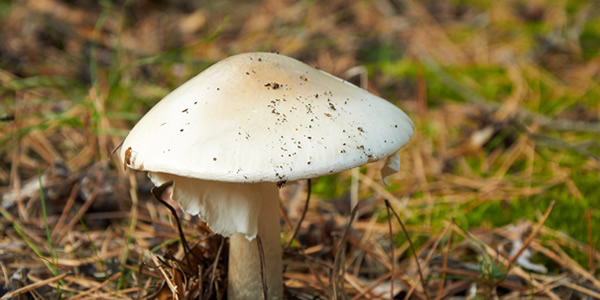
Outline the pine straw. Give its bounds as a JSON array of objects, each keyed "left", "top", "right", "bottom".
[
  {"left": 4, "top": 183, "right": 597, "bottom": 299},
  {"left": 1, "top": 0, "right": 599, "bottom": 299}
]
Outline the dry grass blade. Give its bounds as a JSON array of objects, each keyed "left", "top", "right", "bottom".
[
  {"left": 68, "top": 271, "right": 122, "bottom": 300},
  {"left": 0, "top": 273, "right": 67, "bottom": 300},
  {"left": 149, "top": 251, "right": 180, "bottom": 300},
  {"left": 50, "top": 182, "right": 80, "bottom": 239},
  {"left": 548, "top": 242, "right": 600, "bottom": 290},
  {"left": 205, "top": 237, "right": 224, "bottom": 300},
  {"left": 436, "top": 220, "right": 453, "bottom": 300},
  {"left": 350, "top": 273, "right": 392, "bottom": 300},
  {"left": 331, "top": 201, "right": 360, "bottom": 299},
  {"left": 506, "top": 201, "right": 555, "bottom": 267},
  {"left": 385, "top": 199, "right": 431, "bottom": 300},
  {"left": 56, "top": 188, "right": 99, "bottom": 241},
  {"left": 414, "top": 225, "right": 451, "bottom": 300},
  {"left": 0, "top": 263, "right": 8, "bottom": 287},
  {"left": 285, "top": 179, "right": 311, "bottom": 248},
  {"left": 0, "top": 206, "right": 48, "bottom": 248},
  {"left": 560, "top": 281, "right": 600, "bottom": 299}
]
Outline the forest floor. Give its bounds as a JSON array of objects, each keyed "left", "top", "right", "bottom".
[{"left": 1, "top": 0, "right": 599, "bottom": 299}]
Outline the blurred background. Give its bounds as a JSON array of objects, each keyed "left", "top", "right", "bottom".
[{"left": 1, "top": 0, "right": 599, "bottom": 299}]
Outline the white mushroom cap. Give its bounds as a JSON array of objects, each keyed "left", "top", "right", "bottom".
[
  {"left": 121, "top": 53, "right": 414, "bottom": 299},
  {"left": 120, "top": 52, "right": 413, "bottom": 183}
]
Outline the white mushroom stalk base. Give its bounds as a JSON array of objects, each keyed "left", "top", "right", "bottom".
[
  {"left": 229, "top": 187, "right": 282, "bottom": 299},
  {"left": 147, "top": 172, "right": 283, "bottom": 299}
]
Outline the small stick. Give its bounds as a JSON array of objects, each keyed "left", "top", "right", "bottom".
[
  {"left": 56, "top": 188, "right": 98, "bottom": 242},
  {"left": 110, "top": 139, "right": 124, "bottom": 156},
  {"left": 332, "top": 201, "right": 360, "bottom": 299},
  {"left": 385, "top": 201, "right": 395, "bottom": 300},
  {"left": 385, "top": 199, "right": 431, "bottom": 300},
  {"left": 256, "top": 235, "right": 268, "bottom": 300},
  {"left": 350, "top": 273, "right": 393, "bottom": 300},
  {"left": 0, "top": 262, "right": 8, "bottom": 290},
  {"left": 150, "top": 252, "right": 179, "bottom": 300},
  {"left": 51, "top": 182, "right": 80, "bottom": 239},
  {"left": 0, "top": 273, "right": 68, "bottom": 300},
  {"left": 69, "top": 271, "right": 122, "bottom": 300},
  {"left": 205, "top": 237, "right": 224, "bottom": 300},
  {"left": 506, "top": 201, "right": 555, "bottom": 267},
  {"left": 151, "top": 182, "right": 200, "bottom": 271},
  {"left": 436, "top": 220, "right": 453, "bottom": 300},
  {"left": 286, "top": 179, "right": 311, "bottom": 248}
]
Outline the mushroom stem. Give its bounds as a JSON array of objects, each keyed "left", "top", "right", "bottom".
[{"left": 228, "top": 185, "right": 283, "bottom": 299}]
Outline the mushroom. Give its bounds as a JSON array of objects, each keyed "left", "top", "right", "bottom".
[{"left": 120, "top": 52, "right": 413, "bottom": 299}]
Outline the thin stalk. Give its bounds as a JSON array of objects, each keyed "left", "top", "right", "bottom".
[
  {"left": 285, "top": 179, "right": 311, "bottom": 248},
  {"left": 385, "top": 202, "right": 395, "bottom": 300},
  {"left": 151, "top": 182, "right": 198, "bottom": 271},
  {"left": 77, "top": 210, "right": 108, "bottom": 276},
  {"left": 38, "top": 167, "right": 63, "bottom": 297},
  {"left": 385, "top": 199, "right": 431, "bottom": 300},
  {"left": 37, "top": 167, "right": 57, "bottom": 275},
  {"left": 332, "top": 201, "right": 361, "bottom": 299}
]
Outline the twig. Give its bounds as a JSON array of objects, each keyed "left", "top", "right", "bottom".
[
  {"left": 151, "top": 181, "right": 200, "bottom": 271},
  {"left": 506, "top": 201, "right": 555, "bottom": 266},
  {"left": 56, "top": 188, "right": 98, "bottom": 242},
  {"left": 51, "top": 182, "right": 80, "bottom": 239},
  {"left": 436, "top": 220, "right": 453, "bottom": 300},
  {"left": 149, "top": 252, "right": 179, "bottom": 300},
  {"left": 350, "top": 273, "right": 393, "bottom": 300},
  {"left": 385, "top": 199, "right": 431, "bottom": 300},
  {"left": 411, "top": 223, "right": 451, "bottom": 300},
  {"left": 385, "top": 201, "right": 395, "bottom": 300},
  {"left": 205, "top": 237, "right": 224, "bottom": 300},
  {"left": 0, "top": 273, "right": 67, "bottom": 300},
  {"left": 547, "top": 241, "right": 600, "bottom": 289},
  {"left": 560, "top": 281, "right": 600, "bottom": 299},
  {"left": 110, "top": 139, "right": 124, "bottom": 156},
  {"left": 0, "top": 262, "right": 8, "bottom": 290},
  {"left": 256, "top": 235, "right": 268, "bottom": 300},
  {"left": 286, "top": 179, "right": 311, "bottom": 248},
  {"left": 332, "top": 201, "right": 361, "bottom": 299},
  {"left": 69, "top": 271, "right": 121, "bottom": 300}
]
